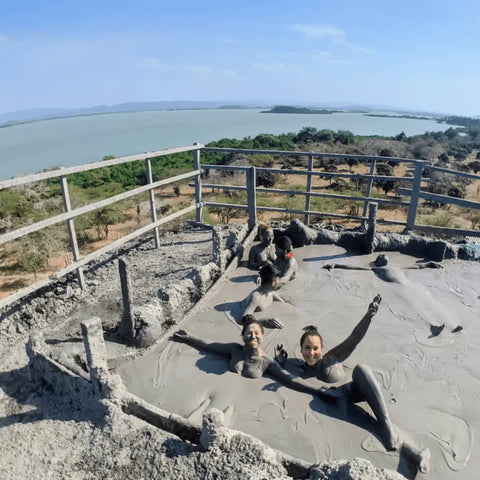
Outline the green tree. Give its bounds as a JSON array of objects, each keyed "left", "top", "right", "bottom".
[
  {"left": 294, "top": 127, "right": 317, "bottom": 144},
  {"left": 89, "top": 206, "right": 125, "bottom": 239},
  {"left": 334, "top": 130, "right": 355, "bottom": 145}
]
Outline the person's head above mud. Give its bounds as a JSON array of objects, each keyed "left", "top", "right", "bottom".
[
  {"left": 258, "top": 263, "right": 279, "bottom": 289},
  {"left": 300, "top": 325, "right": 324, "bottom": 366},
  {"left": 275, "top": 236, "right": 293, "bottom": 259},
  {"left": 241, "top": 320, "right": 265, "bottom": 351},
  {"left": 374, "top": 254, "right": 390, "bottom": 267},
  {"left": 259, "top": 224, "right": 274, "bottom": 246}
]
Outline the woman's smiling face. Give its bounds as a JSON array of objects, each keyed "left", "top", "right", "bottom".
[
  {"left": 243, "top": 323, "right": 264, "bottom": 348},
  {"left": 301, "top": 334, "right": 322, "bottom": 366}
]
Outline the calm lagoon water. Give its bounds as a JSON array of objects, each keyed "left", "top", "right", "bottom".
[{"left": 0, "top": 109, "right": 451, "bottom": 180}]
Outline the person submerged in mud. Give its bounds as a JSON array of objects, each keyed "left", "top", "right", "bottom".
[
  {"left": 248, "top": 224, "right": 276, "bottom": 270},
  {"left": 171, "top": 316, "right": 332, "bottom": 398},
  {"left": 322, "top": 253, "right": 442, "bottom": 284},
  {"left": 275, "top": 294, "right": 430, "bottom": 474},
  {"left": 241, "top": 263, "right": 286, "bottom": 318},
  {"left": 323, "top": 254, "right": 461, "bottom": 336},
  {"left": 274, "top": 235, "right": 298, "bottom": 284}
]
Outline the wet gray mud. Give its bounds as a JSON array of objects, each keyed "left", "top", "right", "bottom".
[{"left": 117, "top": 244, "right": 479, "bottom": 479}]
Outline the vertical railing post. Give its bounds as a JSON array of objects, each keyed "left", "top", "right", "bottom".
[
  {"left": 60, "top": 175, "right": 85, "bottom": 289},
  {"left": 405, "top": 161, "right": 424, "bottom": 232},
  {"left": 145, "top": 157, "right": 160, "bottom": 248},
  {"left": 362, "top": 158, "right": 377, "bottom": 229},
  {"left": 246, "top": 166, "right": 257, "bottom": 230},
  {"left": 118, "top": 258, "right": 134, "bottom": 343},
  {"left": 193, "top": 142, "right": 203, "bottom": 222},
  {"left": 304, "top": 155, "right": 314, "bottom": 225}
]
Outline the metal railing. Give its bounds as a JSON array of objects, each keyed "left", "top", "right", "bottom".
[{"left": 1, "top": 144, "right": 479, "bottom": 309}]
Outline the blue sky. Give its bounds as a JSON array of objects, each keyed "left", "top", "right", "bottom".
[{"left": 1, "top": 0, "right": 479, "bottom": 116}]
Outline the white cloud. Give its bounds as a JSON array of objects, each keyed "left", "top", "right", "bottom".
[
  {"left": 252, "top": 62, "right": 300, "bottom": 74},
  {"left": 222, "top": 69, "right": 240, "bottom": 80},
  {"left": 290, "top": 24, "right": 373, "bottom": 55},
  {"left": 313, "top": 51, "right": 348, "bottom": 65},
  {"left": 290, "top": 24, "right": 346, "bottom": 42},
  {"left": 141, "top": 57, "right": 171, "bottom": 71},
  {"left": 347, "top": 43, "right": 375, "bottom": 55}
]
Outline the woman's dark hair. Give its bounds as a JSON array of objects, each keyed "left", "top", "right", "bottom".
[
  {"left": 276, "top": 235, "right": 293, "bottom": 252},
  {"left": 241, "top": 315, "right": 264, "bottom": 336},
  {"left": 259, "top": 263, "right": 279, "bottom": 285},
  {"left": 300, "top": 325, "right": 323, "bottom": 348}
]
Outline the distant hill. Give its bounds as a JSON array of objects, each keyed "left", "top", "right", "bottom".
[
  {"left": 0, "top": 100, "right": 463, "bottom": 126},
  {"left": 0, "top": 101, "right": 260, "bottom": 125}
]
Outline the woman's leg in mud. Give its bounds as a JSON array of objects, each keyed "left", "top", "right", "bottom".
[
  {"left": 351, "top": 364, "right": 400, "bottom": 451},
  {"left": 351, "top": 364, "right": 430, "bottom": 473}
]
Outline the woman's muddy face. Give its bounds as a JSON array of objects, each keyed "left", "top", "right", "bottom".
[
  {"left": 243, "top": 323, "right": 264, "bottom": 348},
  {"left": 301, "top": 335, "right": 322, "bottom": 366}
]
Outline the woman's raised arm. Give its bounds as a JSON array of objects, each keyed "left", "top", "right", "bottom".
[{"left": 324, "top": 294, "right": 381, "bottom": 364}]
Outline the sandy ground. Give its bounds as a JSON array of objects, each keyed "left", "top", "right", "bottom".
[
  {"left": 118, "top": 244, "right": 480, "bottom": 480},
  {"left": 1, "top": 224, "right": 479, "bottom": 479}
]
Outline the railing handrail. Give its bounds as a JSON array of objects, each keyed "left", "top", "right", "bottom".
[{"left": 0, "top": 144, "right": 204, "bottom": 190}]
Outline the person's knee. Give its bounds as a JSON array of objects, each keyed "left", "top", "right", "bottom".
[{"left": 352, "top": 363, "right": 373, "bottom": 382}]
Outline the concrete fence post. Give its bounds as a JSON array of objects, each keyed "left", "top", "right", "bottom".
[
  {"left": 362, "top": 158, "right": 376, "bottom": 230},
  {"left": 145, "top": 157, "right": 160, "bottom": 248},
  {"left": 60, "top": 175, "right": 86, "bottom": 289},
  {"left": 365, "top": 202, "right": 378, "bottom": 254},
  {"left": 81, "top": 317, "right": 108, "bottom": 393},
  {"left": 193, "top": 142, "right": 203, "bottom": 222},
  {"left": 118, "top": 258, "right": 135, "bottom": 343},
  {"left": 405, "top": 161, "right": 424, "bottom": 232},
  {"left": 212, "top": 226, "right": 225, "bottom": 272},
  {"left": 304, "top": 155, "right": 314, "bottom": 225},
  {"left": 246, "top": 166, "right": 257, "bottom": 230}
]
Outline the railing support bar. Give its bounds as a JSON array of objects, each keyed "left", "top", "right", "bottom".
[
  {"left": 304, "top": 155, "right": 314, "bottom": 225},
  {"left": 193, "top": 143, "right": 203, "bottom": 222},
  {"left": 246, "top": 166, "right": 257, "bottom": 230},
  {"left": 60, "top": 175, "right": 85, "bottom": 289},
  {"left": 145, "top": 158, "right": 160, "bottom": 248},
  {"left": 362, "top": 158, "right": 377, "bottom": 229},
  {"left": 405, "top": 162, "right": 424, "bottom": 232}
]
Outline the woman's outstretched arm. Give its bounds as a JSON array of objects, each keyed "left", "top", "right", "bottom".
[
  {"left": 171, "top": 329, "right": 238, "bottom": 356},
  {"left": 323, "top": 263, "right": 370, "bottom": 271},
  {"left": 266, "top": 356, "right": 333, "bottom": 399},
  {"left": 324, "top": 294, "right": 382, "bottom": 364}
]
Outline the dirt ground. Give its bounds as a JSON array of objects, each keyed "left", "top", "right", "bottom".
[{"left": 0, "top": 223, "right": 417, "bottom": 480}]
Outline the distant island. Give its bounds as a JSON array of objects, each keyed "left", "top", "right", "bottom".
[
  {"left": 364, "top": 113, "right": 432, "bottom": 120},
  {"left": 261, "top": 105, "right": 340, "bottom": 114}
]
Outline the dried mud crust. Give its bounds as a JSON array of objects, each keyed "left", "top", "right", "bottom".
[{"left": 0, "top": 224, "right": 219, "bottom": 342}]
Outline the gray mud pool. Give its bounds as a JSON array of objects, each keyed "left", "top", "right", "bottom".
[{"left": 117, "top": 244, "right": 479, "bottom": 479}]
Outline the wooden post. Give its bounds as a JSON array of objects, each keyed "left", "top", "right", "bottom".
[
  {"left": 361, "top": 158, "right": 376, "bottom": 229},
  {"left": 406, "top": 161, "right": 424, "bottom": 232},
  {"left": 304, "top": 155, "right": 314, "bottom": 225},
  {"left": 60, "top": 175, "right": 86, "bottom": 289},
  {"left": 193, "top": 142, "right": 203, "bottom": 222},
  {"left": 246, "top": 166, "right": 257, "bottom": 230},
  {"left": 145, "top": 158, "right": 160, "bottom": 248}
]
